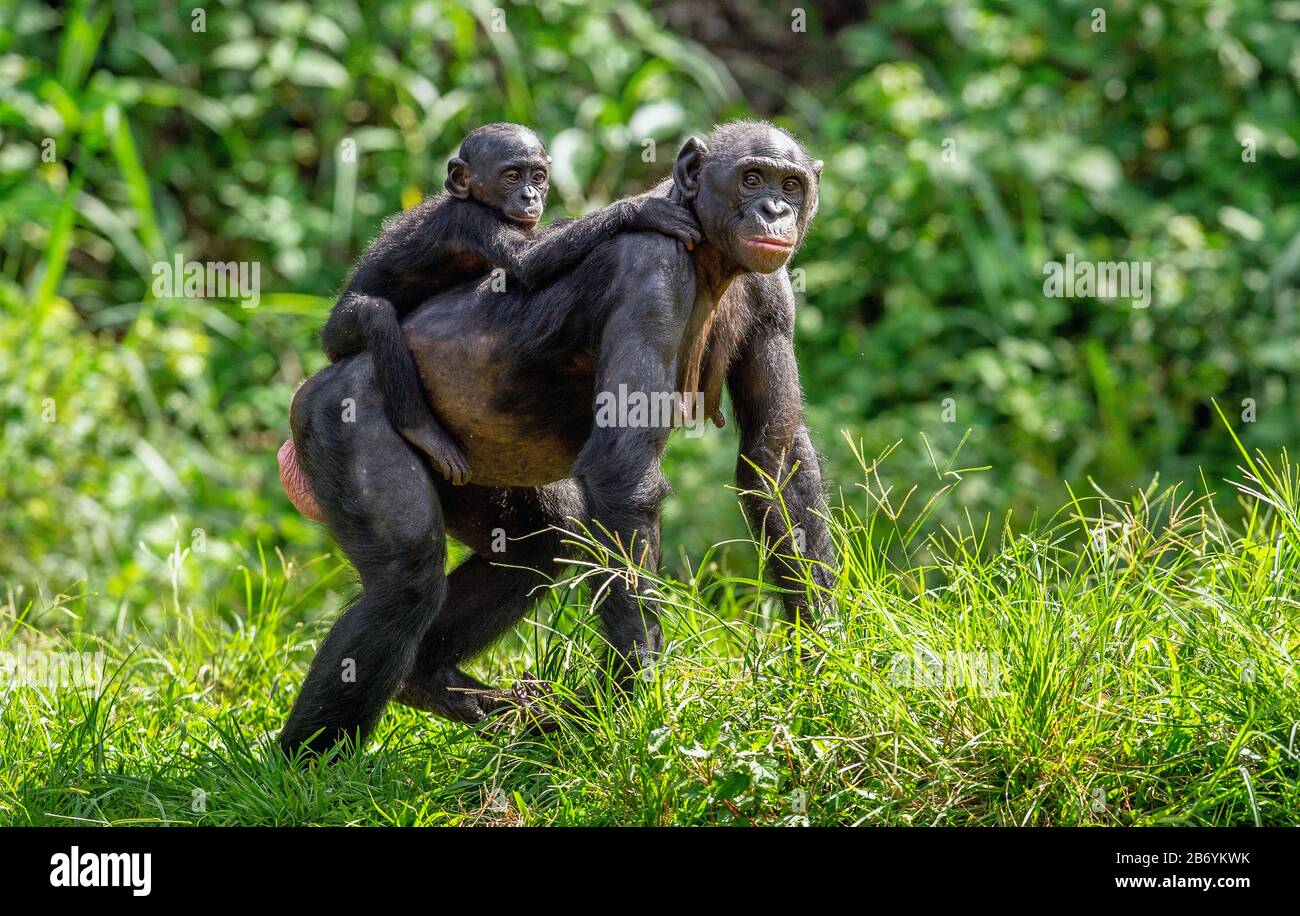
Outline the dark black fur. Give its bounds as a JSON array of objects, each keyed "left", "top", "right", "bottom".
[
  {"left": 281, "top": 121, "right": 834, "bottom": 757},
  {"left": 319, "top": 122, "right": 699, "bottom": 483}
]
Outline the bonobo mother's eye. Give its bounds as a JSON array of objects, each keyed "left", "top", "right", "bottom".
[
  {"left": 782, "top": 177, "right": 802, "bottom": 194},
  {"left": 742, "top": 171, "right": 763, "bottom": 188}
]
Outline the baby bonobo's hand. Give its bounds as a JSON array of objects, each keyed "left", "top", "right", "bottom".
[{"left": 629, "top": 197, "right": 702, "bottom": 251}]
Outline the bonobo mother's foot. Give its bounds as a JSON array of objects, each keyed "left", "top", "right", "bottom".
[
  {"left": 395, "top": 668, "right": 568, "bottom": 729},
  {"left": 396, "top": 668, "right": 511, "bottom": 723},
  {"left": 482, "top": 672, "right": 584, "bottom": 735},
  {"left": 400, "top": 421, "right": 471, "bottom": 486}
]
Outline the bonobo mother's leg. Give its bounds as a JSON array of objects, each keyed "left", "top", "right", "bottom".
[
  {"left": 396, "top": 481, "right": 586, "bottom": 722},
  {"left": 279, "top": 368, "right": 448, "bottom": 757}
]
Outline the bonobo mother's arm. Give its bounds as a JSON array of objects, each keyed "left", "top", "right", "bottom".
[{"left": 728, "top": 272, "right": 836, "bottom": 625}]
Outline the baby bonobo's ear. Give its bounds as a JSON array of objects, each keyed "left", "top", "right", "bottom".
[{"left": 445, "top": 157, "right": 472, "bottom": 198}]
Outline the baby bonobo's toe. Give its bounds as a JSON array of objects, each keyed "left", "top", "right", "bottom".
[
  {"left": 443, "top": 450, "right": 471, "bottom": 486},
  {"left": 401, "top": 423, "right": 472, "bottom": 485}
]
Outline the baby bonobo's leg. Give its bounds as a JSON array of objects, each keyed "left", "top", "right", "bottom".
[{"left": 351, "top": 292, "right": 471, "bottom": 485}]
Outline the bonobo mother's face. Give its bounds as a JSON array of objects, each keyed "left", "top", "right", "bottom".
[{"left": 672, "top": 123, "right": 823, "bottom": 273}]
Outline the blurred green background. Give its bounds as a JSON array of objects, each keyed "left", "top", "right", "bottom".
[{"left": 1, "top": 0, "right": 1297, "bottom": 628}]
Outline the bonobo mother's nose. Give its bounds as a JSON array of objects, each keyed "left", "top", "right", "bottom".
[{"left": 760, "top": 197, "right": 789, "bottom": 218}]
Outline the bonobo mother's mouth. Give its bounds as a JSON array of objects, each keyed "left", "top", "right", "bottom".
[{"left": 741, "top": 235, "right": 796, "bottom": 253}]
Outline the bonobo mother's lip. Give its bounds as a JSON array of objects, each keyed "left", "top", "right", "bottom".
[{"left": 741, "top": 236, "right": 796, "bottom": 252}]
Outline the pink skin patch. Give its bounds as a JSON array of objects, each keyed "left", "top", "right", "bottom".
[{"left": 278, "top": 438, "right": 324, "bottom": 522}]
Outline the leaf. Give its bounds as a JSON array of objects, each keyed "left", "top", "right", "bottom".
[
  {"left": 289, "top": 49, "right": 349, "bottom": 90},
  {"left": 211, "top": 40, "right": 265, "bottom": 71}
]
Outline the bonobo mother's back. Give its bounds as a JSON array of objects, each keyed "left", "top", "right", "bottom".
[{"left": 398, "top": 229, "right": 693, "bottom": 487}]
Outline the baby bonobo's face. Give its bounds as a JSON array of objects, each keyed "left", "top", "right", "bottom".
[{"left": 471, "top": 130, "right": 549, "bottom": 230}]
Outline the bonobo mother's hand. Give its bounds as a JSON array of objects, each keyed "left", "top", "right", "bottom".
[{"left": 628, "top": 197, "right": 702, "bottom": 250}]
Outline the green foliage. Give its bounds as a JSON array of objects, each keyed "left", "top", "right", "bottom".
[{"left": 794, "top": 0, "right": 1300, "bottom": 518}]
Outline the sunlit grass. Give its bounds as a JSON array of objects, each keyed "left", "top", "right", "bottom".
[{"left": 2, "top": 426, "right": 1297, "bottom": 826}]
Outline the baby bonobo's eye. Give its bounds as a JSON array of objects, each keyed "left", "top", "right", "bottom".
[
  {"left": 742, "top": 171, "right": 763, "bottom": 188},
  {"left": 502, "top": 169, "right": 521, "bottom": 184},
  {"left": 782, "top": 177, "right": 802, "bottom": 194},
  {"left": 531, "top": 169, "right": 548, "bottom": 185}
]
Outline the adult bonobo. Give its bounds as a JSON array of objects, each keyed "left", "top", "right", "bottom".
[{"left": 279, "top": 120, "right": 835, "bottom": 757}]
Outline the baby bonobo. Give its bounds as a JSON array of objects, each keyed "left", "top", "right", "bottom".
[{"left": 319, "top": 122, "right": 701, "bottom": 484}]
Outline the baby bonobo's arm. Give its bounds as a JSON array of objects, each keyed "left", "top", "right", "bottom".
[{"left": 484, "top": 193, "right": 701, "bottom": 290}]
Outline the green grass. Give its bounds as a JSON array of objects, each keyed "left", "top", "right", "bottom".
[{"left": 2, "top": 434, "right": 1298, "bottom": 826}]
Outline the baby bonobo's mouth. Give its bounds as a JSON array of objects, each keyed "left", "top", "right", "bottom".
[{"left": 507, "top": 206, "right": 543, "bottom": 229}]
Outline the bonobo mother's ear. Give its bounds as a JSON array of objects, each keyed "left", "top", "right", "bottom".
[
  {"left": 445, "top": 157, "right": 471, "bottom": 198},
  {"left": 673, "top": 137, "right": 707, "bottom": 199},
  {"left": 811, "top": 159, "right": 824, "bottom": 181}
]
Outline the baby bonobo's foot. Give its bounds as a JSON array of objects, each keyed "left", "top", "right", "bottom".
[{"left": 400, "top": 422, "right": 471, "bottom": 485}]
